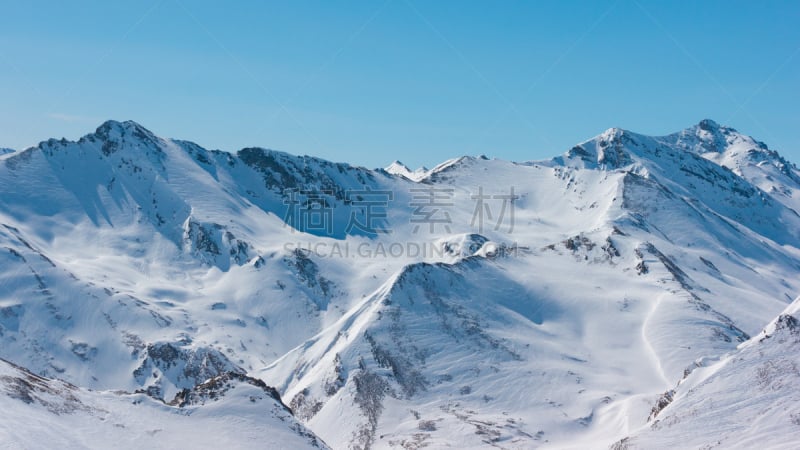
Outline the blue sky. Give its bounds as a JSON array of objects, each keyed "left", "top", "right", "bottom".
[{"left": 1, "top": 0, "right": 798, "bottom": 169}]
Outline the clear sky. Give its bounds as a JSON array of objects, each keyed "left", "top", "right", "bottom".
[{"left": 1, "top": 1, "right": 798, "bottom": 169}]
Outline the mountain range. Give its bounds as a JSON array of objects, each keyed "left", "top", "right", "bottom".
[{"left": 1, "top": 119, "right": 798, "bottom": 449}]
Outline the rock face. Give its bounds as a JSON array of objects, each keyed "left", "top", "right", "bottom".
[
  {"left": 132, "top": 342, "right": 244, "bottom": 400},
  {"left": 0, "top": 119, "right": 799, "bottom": 448}
]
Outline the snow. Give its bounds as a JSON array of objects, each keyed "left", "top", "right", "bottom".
[
  {"left": 616, "top": 297, "right": 800, "bottom": 449},
  {"left": 0, "top": 358, "right": 329, "bottom": 449},
  {"left": 384, "top": 160, "right": 430, "bottom": 182},
  {"left": 0, "top": 119, "right": 798, "bottom": 448}
]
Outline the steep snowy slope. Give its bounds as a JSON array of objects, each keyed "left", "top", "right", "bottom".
[
  {"left": 614, "top": 297, "right": 800, "bottom": 450},
  {"left": 0, "top": 358, "right": 328, "bottom": 449},
  {"left": 0, "top": 119, "right": 798, "bottom": 449}
]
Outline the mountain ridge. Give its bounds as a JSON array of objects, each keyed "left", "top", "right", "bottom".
[{"left": 1, "top": 119, "right": 798, "bottom": 449}]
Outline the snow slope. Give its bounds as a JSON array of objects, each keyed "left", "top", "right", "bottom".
[
  {"left": 614, "top": 297, "right": 800, "bottom": 450},
  {"left": 0, "top": 358, "right": 328, "bottom": 449},
  {"left": 0, "top": 119, "right": 798, "bottom": 448}
]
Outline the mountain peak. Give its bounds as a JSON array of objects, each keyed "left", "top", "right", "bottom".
[
  {"left": 673, "top": 119, "right": 773, "bottom": 155},
  {"left": 697, "top": 118, "right": 722, "bottom": 132},
  {"left": 601, "top": 126, "right": 626, "bottom": 137},
  {"left": 692, "top": 119, "right": 747, "bottom": 140},
  {"left": 85, "top": 119, "right": 163, "bottom": 156},
  {"left": 385, "top": 160, "right": 410, "bottom": 171},
  {"left": 95, "top": 119, "right": 152, "bottom": 136},
  {"left": 385, "top": 159, "right": 430, "bottom": 181}
]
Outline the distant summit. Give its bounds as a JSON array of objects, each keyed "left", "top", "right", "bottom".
[{"left": 384, "top": 159, "right": 430, "bottom": 181}]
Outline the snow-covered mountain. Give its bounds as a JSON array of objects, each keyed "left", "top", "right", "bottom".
[{"left": 0, "top": 119, "right": 798, "bottom": 448}]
